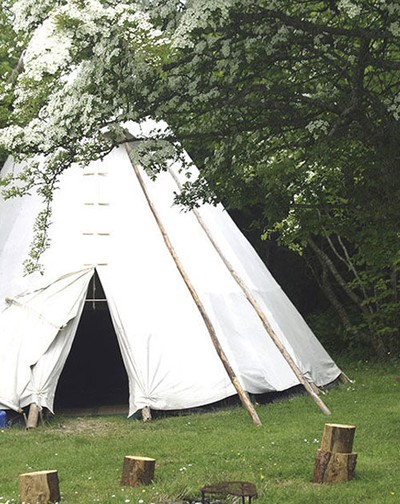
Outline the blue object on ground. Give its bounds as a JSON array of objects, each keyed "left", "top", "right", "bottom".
[{"left": 0, "top": 410, "right": 8, "bottom": 428}]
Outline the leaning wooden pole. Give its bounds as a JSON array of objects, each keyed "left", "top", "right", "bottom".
[
  {"left": 124, "top": 145, "right": 261, "bottom": 426},
  {"left": 167, "top": 167, "right": 331, "bottom": 416}
]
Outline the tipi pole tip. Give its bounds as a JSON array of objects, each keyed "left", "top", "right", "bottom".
[
  {"left": 306, "top": 388, "right": 331, "bottom": 416},
  {"left": 339, "top": 372, "right": 354, "bottom": 384}
]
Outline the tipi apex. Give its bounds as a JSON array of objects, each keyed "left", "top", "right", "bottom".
[{"left": 0, "top": 120, "right": 342, "bottom": 425}]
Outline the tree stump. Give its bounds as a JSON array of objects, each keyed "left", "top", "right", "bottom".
[
  {"left": 19, "top": 470, "right": 60, "bottom": 504},
  {"left": 313, "top": 423, "right": 357, "bottom": 483},
  {"left": 121, "top": 456, "right": 155, "bottom": 487}
]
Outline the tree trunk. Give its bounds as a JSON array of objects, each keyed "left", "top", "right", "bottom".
[
  {"left": 308, "top": 238, "right": 365, "bottom": 309},
  {"left": 319, "top": 261, "right": 357, "bottom": 335},
  {"left": 309, "top": 239, "right": 392, "bottom": 358},
  {"left": 121, "top": 456, "right": 156, "bottom": 487},
  {"left": 19, "top": 470, "right": 60, "bottom": 504}
]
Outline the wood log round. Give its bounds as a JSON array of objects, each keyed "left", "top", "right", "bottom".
[
  {"left": 313, "top": 449, "right": 357, "bottom": 483},
  {"left": 19, "top": 470, "right": 60, "bottom": 504},
  {"left": 321, "top": 423, "right": 356, "bottom": 453},
  {"left": 121, "top": 456, "right": 156, "bottom": 487}
]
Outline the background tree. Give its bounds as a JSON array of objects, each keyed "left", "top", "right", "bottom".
[
  {"left": 1, "top": 0, "right": 399, "bottom": 357},
  {"left": 146, "top": 0, "right": 400, "bottom": 358}
]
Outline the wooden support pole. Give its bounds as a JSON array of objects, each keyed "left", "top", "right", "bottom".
[
  {"left": 19, "top": 470, "right": 60, "bottom": 504},
  {"left": 313, "top": 423, "right": 357, "bottom": 483},
  {"left": 26, "top": 403, "right": 40, "bottom": 430},
  {"left": 125, "top": 145, "right": 262, "bottom": 427},
  {"left": 121, "top": 456, "right": 156, "bottom": 487},
  {"left": 166, "top": 166, "right": 332, "bottom": 416}
]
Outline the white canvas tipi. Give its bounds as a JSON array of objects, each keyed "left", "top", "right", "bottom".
[{"left": 0, "top": 123, "right": 342, "bottom": 422}]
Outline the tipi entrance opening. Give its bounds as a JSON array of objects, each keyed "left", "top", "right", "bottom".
[{"left": 54, "top": 271, "right": 129, "bottom": 412}]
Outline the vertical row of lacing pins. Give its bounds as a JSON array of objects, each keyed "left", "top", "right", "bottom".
[{"left": 82, "top": 169, "right": 110, "bottom": 269}]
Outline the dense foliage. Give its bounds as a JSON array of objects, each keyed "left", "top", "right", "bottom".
[
  {"left": 155, "top": 0, "right": 400, "bottom": 358},
  {"left": 0, "top": 0, "right": 399, "bottom": 356}
]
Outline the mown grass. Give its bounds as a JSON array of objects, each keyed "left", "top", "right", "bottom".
[{"left": 0, "top": 359, "right": 399, "bottom": 503}]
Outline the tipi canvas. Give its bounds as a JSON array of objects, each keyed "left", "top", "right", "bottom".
[{"left": 0, "top": 123, "right": 342, "bottom": 420}]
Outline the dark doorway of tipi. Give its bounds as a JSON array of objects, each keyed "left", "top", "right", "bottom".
[{"left": 54, "top": 270, "right": 129, "bottom": 413}]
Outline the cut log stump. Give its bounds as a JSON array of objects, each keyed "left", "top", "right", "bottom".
[
  {"left": 314, "top": 449, "right": 357, "bottom": 483},
  {"left": 313, "top": 423, "right": 357, "bottom": 483},
  {"left": 19, "top": 470, "right": 60, "bottom": 504},
  {"left": 321, "top": 423, "right": 356, "bottom": 453},
  {"left": 121, "top": 456, "right": 155, "bottom": 487}
]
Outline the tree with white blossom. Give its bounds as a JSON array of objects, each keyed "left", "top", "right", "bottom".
[{"left": 1, "top": 0, "right": 399, "bottom": 357}]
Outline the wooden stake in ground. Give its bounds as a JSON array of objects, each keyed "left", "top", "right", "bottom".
[
  {"left": 26, "top": 403, "right": 40, "bottom": 429},
  {"left": 19, "top": 470, "right": 60, "bottom": 504},
  {"left": 141, "top": 406, "right": 152, "bottom": 422},
  {"left": 313, "top": 423, "right": 357, "bottom": 483},
  {"left": 121, "top": 456, "right": 156, "bottom": 487}
]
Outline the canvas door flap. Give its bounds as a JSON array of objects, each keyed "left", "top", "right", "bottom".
[
  {"left": 0, "top": 303, "right": 59, "bottom": 411},
  {"left": 0, "top": 269, "right": 93, "bottom": 411},
  {"left": 7, "top": 268, "right": 94, "bottom": 329},
  {"left": 4, "top": 268, "right": 94, "bottom": 366}
]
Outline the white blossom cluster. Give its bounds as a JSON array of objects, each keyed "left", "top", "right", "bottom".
[
  {"left": 12, "top": 0, "right": 57, "bottom": 32},
  {"left": 173, "top": 0, "right": 232, "bottom": 48},
  {"left": 24, "top": 20, "right": 72, "bottom": 82},
  {"left": 337, "top": 0, "right": 362, "bottom": 19},
  {"left": 2, "top": 0, "right": 170, "bottom": 166},
  {"left": 305, "top": 119, "right": 330, "bottom": 139},
  {"left": 387, "top": 92, "right": 400, "bottom": 121}
]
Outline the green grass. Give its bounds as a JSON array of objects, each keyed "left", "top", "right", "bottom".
[{"left": 0, "top": 359, "right": 399, "bottom": 503}]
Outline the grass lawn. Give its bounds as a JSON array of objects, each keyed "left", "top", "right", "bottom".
[{"left": 0, "top": 358, "right": 399, "bottom": 503}]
